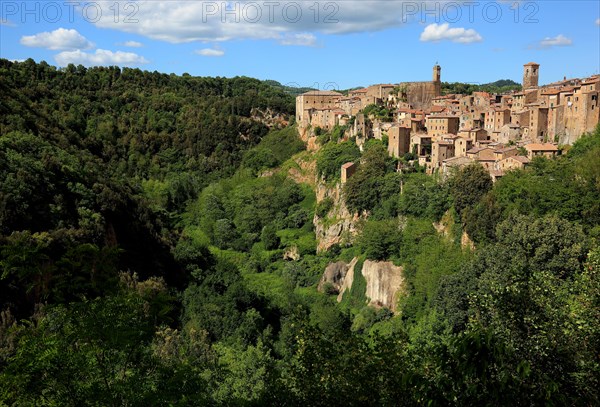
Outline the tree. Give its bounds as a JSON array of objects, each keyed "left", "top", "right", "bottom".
[
  {"left": 357, "top": 220, "right": 402, "bottom": 260},
  {"left": 261, "top": 223, "right": 280, "bottom": 250},
  {"left": 344, "top": 143, "right": 391, "bottom": 213},
  {"left": 467, "top": 214, "right": 592, "bottom": 402},
  {"left": 316, "top": 141, "right": 360, "bottom": 181},
  {"left": 449, "top": 163, "right": 492, "bottom": 217}
]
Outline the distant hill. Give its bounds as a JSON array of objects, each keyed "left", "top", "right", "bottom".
[
  {"left": 442, "top": 79, "right": 521, "bottom": 95},
  {"left": 484, "top": 79, "right": 520, "bottom": 88},
  {"left": 263, "top": 80, "right": 317, "bottom": 96}
]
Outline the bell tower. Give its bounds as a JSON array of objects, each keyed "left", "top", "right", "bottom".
[
  {"left": 523, "top": 62, "right": 540, "bottom": 89},
  {"left": 433, "top": 63, "right": 441, "bottom": 83},
  {"left": 433, "top": 63, "right": 441, "bottom": 97}
]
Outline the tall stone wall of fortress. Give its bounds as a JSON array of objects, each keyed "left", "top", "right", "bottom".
[{"left": 400, "top": 81, "right": 440, "bottom": 110}]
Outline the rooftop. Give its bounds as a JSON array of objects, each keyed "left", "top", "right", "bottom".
[
  {"left": 301, "top": 90, "right": 342, "bottom": 96},
  {"left": 525, "top": 143, "right": 558, "bottom": 151}
]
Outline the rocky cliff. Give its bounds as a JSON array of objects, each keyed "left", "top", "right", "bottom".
[
  {"left": 314, "top": 182, "right": 360, "bottom": 253},
  {"left": 361, "top": 260, "right": 404, "bottom": 312},
  {"left": 317, "top": 257, "right": 358, "bottom": 295},
  {"left": 319, "top": 257, "right": 405, "bottom": 312}
]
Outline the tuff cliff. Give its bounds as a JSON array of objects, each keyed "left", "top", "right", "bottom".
[
  {"left": 319, "top": 257, "right": 405, "bottom": 312},
  {"left": 313, "top": 182, "right": 360, "bottom": 253}
]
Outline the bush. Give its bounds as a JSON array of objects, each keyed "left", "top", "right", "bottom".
[
  {"left": 316, "top": 141, "right": 360, "bottom": 181},
  {"left": 357, "top": 220, "right": 402, "bottom": 261},
  {"left": 315, "top": 198, "right": 334, "bottom": 218},
  {"left": 261, "top": 223, "right": 280, "bottom": 250}
]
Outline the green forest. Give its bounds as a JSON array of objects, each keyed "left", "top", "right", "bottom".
[{"left": 1, "top": 59, "right": 599, "bottom": 406}]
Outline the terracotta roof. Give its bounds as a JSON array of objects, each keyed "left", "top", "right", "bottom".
[
  {"left": 524, "top": 62, "right": 540, "bottom": 66},
  {"left": 495, "top": 146, "right": 518, "bottom": 153},
  {"left": 510, "top": 156, "right": 530, "bottom": 163},
  {"left": 443, "top": 156, "right": 474, "bottom": 165},
  {"left": 301, "top": 90, "right": 342, "bottom": 96},
  {"left": 581, "top": 77, "right": 600, "bottom": 85},
  {"left": 541, "top": 88, "right": 562, "bottom": 95},
  {"left": 559, "top": 86, "right": 576, "bottom": 93},
  {"left": 467, "top": 147, "right": 486, "bottom": 154},
  {"left": 428, "top": 114, "right": 459, "bottom": 119},
  {"left": 525, "top": 143, "right": 558, "bottom": 151}
]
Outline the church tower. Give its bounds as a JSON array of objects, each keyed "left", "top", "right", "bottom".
[
  {"left": 523, "top": 62, "right": 540, "bottom": 89},
  {"left": 433, "top": 64, "right": 441, "bottom": 82},
  {"left": 433, "top": 64, "right": 441, "bottom": 97}
]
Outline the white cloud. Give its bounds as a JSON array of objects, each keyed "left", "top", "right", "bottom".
[
  {"left": 55, "top": 49, "right": 149, "bottom": 67},
  {"left": 596, "top": 18, "right": 600, "bottom": 26},
  {"left": 278, "top": 33, "right": 317, "bottom": 47},
  {"left": 534, "top": 34, "right": 573, "bottom": 49},
  {"left": 119, "top": 40, "right": 143, "bottom": 48},
  {"left": 194, "top": 48, "right": 225, "bottom": 57},
  {"left": 20, "top": 28, "right": 93, "bottom": 50},
  {"left": 420, "top": 23, "right": 482, "bottom": 43},
  {"left": 88, "top": 1, "right": 454, "bottom": 44}
]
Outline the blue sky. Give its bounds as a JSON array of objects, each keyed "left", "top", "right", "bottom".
[{"left": 1, "top": 1, "right": 599, "bottom": 89}]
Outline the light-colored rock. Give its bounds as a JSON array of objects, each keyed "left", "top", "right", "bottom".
[
  {"left": 361, "top": 260, "right": 405, "bottom": 312},
  {"left": 286, "top": 156, "right": 317, "bottom": 187},
  {"left": 314, "top": 182, "right": 360, "bottom": 252},
  {"left": 317, "top": 257, "right": 358, "bottom": 294},
  {"left": 307, "top": 136, "right": 320, "bottom": 152},
  {"left": 336, "top": 257, "right": 357, "bottom": 302},
  {"left": 461, "top": 230, "right": 475, "bottom": 251},
  {"left": 320, "top": 257, "right": 405, "bottom": 312},
  {"left": 250, "top": 107, "right": 288, "bottom": 128},
  {"left": 283, "top": 246, "right": 300, "bottom": 261}
]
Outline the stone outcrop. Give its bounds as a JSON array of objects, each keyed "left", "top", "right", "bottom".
[
  {"left": 336, "top": 259, "right": 356, "bottom": 303},
  {"left": 320, "top": 257, "right": 405, "bottom": 312},
  {"left": 461, "top": 230, "right": 475, "bottom": 251},
  {"left": 317, "top": 257, "right": 358, "bottom": 294},
  {"left": 283, "top": 246, "right": 300, "bottom": 261},
  {"left": 314, "top": 182, "right": 360, "bottom": 252},
  {"left": 250, "top": 107, "right": 288, "bottom": 128},
  {"left": 361, "top": 260, "right": 404, "bottom": 312}
]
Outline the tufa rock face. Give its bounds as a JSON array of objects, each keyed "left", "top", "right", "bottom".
[
  {"left": 461, "top": 230, "right": 475, "bottom": 251},
  {"left": 317, "top": 257, "right": 357, "bottom": 294},
  {"left": 314, "top": 182, "right": 360, "bottom": 253},
  {"left": 361, "top": 260, "right": 404, "bottom": 312},
  {"left": 283, "top": 246, "right": 300, "bottom": 261},
  {"left": 320, "top": 258, "right": 405, "bottom": 312}
]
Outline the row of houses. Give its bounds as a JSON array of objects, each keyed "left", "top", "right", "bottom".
[{"left": 297, "top": 62, "right": 599, "bottom": 180}]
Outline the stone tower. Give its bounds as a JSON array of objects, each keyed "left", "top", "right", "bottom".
[
  {"left": 433, "top": 64, "right": 441, "bottom": 96},
  {"left": 433, "top": 64, "right": 441, "bottom": 82},
  {"left": 523, "top": 62, "right": 540, "bottom": 90}
]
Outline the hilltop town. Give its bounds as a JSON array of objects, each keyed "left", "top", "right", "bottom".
[{"left": 296, "top": 63, "right": 600, "bottom": 180}]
